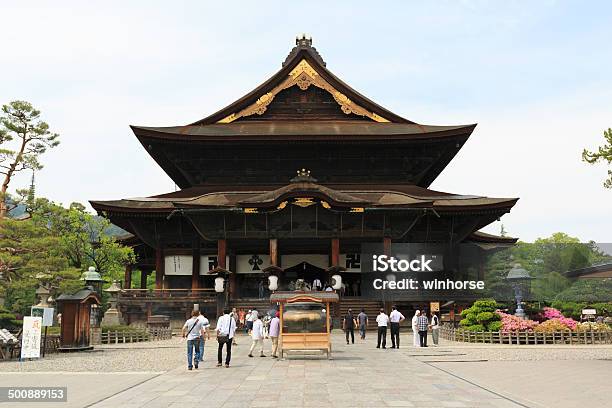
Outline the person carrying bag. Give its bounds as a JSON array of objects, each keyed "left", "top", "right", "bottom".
[{"left": 216, "top": 309, "right": 236, "bottom": 368}]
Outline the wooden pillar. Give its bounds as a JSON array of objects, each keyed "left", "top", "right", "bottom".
[
  {"left": 124, "top": 264, "right": 132, "bottom": 289},
  {"left": 146, "top": 303, "right": 152, "bottom": 319},
  {"left": 191, "top": 240, "right": 200, "bottom": 290},
  {"left": 383, "top": 237, "right": 392, "bottom": 256},
  {"left": 140, "top": 269, "right": 148, "bottom": 289},
  {"left": 269, "top": 238, "right": 278, "bottom": 266},
  {"left": 217, "top": 239, "right": 227, "bottom": 269},
  {"left": 155, "top": 248, "right": 164, "bottom": 290},
  {"left": 331, "top": 238, "right": 340, "bottom": 267}
]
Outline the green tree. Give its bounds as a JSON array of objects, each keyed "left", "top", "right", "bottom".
[
  {"left": 0, "top": 101, "right": 60, "bottom": 218},
  {"left": 0, "top": 217, "right": 81, "bottom": 314},
  {"left": 483, "top": 232, "right": 611, "bottom": 305},
  {"left": 0, "top": 198, "right": 134, "bottom": 314},
  {"left": 32, "top": 201, "right": 135, "bottom": 281},
  {"left": 582, "top": 127, "right": 612, "bottom": 188},
  {"left": 0, "top": 305, "right": 21, "bottom": 330}
]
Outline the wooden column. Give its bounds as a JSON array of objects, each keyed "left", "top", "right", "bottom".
[
  {"left": 331, "top": 238, "right": 340, "bottom": 267},
  {"left": 217, "top": 239, "right": 227, "bottom": 269},
  {"left": 383, "top": 237, "right": 392, "bottom": 256},
  {"left": 155, "top": 248, "right": 164, "bottom": 290},
  {"left": 191, "top": 240, "right": 200, "bottom": 290},
  {"left": 140, "top": 269, "right": 148, "bottom": 289},
  {"left": 269, "top": 238, "right": 278, "bottom": 266},
  {"left": 124, "top": 264, "right": 132, "bottom": 289}
]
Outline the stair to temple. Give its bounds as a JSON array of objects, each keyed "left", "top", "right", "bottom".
[
  {"left": 228, "top": 299, "right": 274, "bottom": 315},
  {"left": 337, "top": 298, "right": 383, "bottom": 329}
]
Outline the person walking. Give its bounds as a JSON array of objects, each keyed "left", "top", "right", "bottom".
[
  {"left": 389, "top": 305, "right": 405, "bottom": 349},
  {"left": 417, "top": 309, "right": 429, "bottom": 347},
  {"left": 411, "top": 310, "right": 421, "bottom": 347},
  {"left": 182, "top": 310, "right": 205, "bottom": 370},
  {"left": 248, "top": 313, "right": 266, "bottom": 357},
  {"left": 269, "top": 311, "right": 280, "bottom": 358},
  {"left": 197, "top": 310, "right": 211, "bottom": 362},
  {"left": 216, "top": 308, "right": 237, "bottom": 368},
  {"left": 343, "top": 308, "right": 357, "bottom": 344},
  {"left": 376, "top": 308, "right": 389, "bottom": 349},
  {"left": 230, "top": 307, "right": 238, "bottom": 346},
  {"left": 430, "top": 312, "right": 440, "bottom": 346},
  {"left": 357, "top": 308, "right": 368, "bottom": 340},
  {"left": 245, "top": 309, "right": 253, "bottom": 334}
]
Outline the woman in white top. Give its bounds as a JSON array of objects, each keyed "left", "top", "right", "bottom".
[{"left": 411, "top": 310, "right": 420, "bottom": 347}]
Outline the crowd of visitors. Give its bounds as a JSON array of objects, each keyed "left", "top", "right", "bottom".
[
  {"left": 182, "top": 304, "right": 441, "bottom": 370},
  {"left": 374, "top": 307, "right": 440, "bottom": 349}
]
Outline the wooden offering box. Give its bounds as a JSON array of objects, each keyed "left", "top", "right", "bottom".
[{"left": 270, "top": 291, "right": 339, "bottom": 359}]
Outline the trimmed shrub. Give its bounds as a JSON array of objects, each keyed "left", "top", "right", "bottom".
[
  {"left": 459, "top": 299, "right": 501, "bottom": 331},
  {"left": 488, "top": 321, "right": 503, "bottom": 332},
  {"left": 535, "top": 319, "right": 571, "bottom": 333},
  {"left": 476, "top": 312, "right": 495, "bottom": 323},
  {"left": 575, "top": 322, "right": 612, "bottom": 332}
]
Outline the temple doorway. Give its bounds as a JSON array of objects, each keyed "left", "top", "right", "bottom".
[{"left": 283, "top": 261, "right": 327, "bottom": 290}]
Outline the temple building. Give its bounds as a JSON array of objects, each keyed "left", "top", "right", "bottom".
[{"left": 90, "top": 36, "right": 518, "bottom": 325}]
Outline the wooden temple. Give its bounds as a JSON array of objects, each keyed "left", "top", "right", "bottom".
[{"left": 90, "top": 36, "right": 518, "bottom": 325}]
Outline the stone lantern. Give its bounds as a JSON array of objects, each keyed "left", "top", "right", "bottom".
[
  {"left": 81, "top": 266, "right": 105, "bottom": 326},
  {"left": 101, "top": 280, "right": 124, "bottom": 326},
  {"left": 506, "top": 263, "right": 533, "bottom": 319},
  {"left": 81, "top": 266, "right": 105, "bottom": 295},
  {"left": 35, "top": 285, "right": 51, "bottom": 308}
]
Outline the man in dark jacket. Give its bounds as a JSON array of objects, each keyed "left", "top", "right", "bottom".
[{"left": 343, "top": 308, "right": 358, "bottom": 344}]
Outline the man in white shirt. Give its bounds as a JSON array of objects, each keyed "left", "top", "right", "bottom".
[
  {"left": 376, "top": 308, "right": 389, "bottom": 349},
  {"left": 312, "top": 277, "right": 322, "bottom": 291},
  {"left": 197, "top": 311, "right": 210, "bottom": 362},
  {"left": 182, "top": 310, "right": 205, "bottom": 370},
  {"left": 216, "top": 308, "right": 237, "bottom": 368},
  {"left": 389, "top": 305, "right": 405, "bottom": 349},
  {"left": 248, "top": 314, "right": 266, "bottom": 358}
]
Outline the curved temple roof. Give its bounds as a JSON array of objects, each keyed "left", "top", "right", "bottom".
[{"left": 90, "top": 181, "right": 518, "bottom": 214}]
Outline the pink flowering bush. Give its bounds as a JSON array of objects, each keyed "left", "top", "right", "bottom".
[
  {"left": 496, "top": 310, "right": 539, "bottom": 333},
  {"left": 542, "top": 307, "right": 564, "bottom": 319},
  {"left": 542, "top": 307, "right": 578, "bottom": 330}
]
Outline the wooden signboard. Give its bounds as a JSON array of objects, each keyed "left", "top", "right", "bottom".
[
  {"left": 430, "top": 302, "right": 440, "bottom": 312},
  {"left": 21, "top": 316, "right": 42, "bottom": 359}
]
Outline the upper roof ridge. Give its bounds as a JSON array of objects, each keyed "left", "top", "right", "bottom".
[{"left": 283, "top": 34, "right": 326, "bottom": 67}]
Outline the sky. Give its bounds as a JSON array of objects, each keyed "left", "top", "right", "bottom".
[{"left": 1, "top": 1, "right": 611, "bottom": 243}]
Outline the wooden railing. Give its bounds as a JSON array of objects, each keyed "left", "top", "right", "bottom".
[
  {"left": 440, "top": 325, "right": 612, "bottom": 345},
  {"left": 118, "top": 288, "right": 217, "bottom": 300},
  {"left": 100, "top": 327, "right": 172, "bottom": 344},
  {"left": 1, "top": 334, "right": 61, "bottom": 359}
]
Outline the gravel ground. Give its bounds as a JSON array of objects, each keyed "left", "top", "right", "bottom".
[{"left": 0, "top": 337, "right": 186, "bottom": 372}]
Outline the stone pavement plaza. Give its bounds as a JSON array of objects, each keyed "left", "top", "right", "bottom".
[{"left": 1, "top": 332, "right": 610, "bottom": 408}]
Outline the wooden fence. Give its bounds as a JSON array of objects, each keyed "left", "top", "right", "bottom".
[
  {"left": 100, "top": 327, "right": 172, "bottom": 344},
  {"left": 440, "top": 325, "right": 612, "bottom": 345},
  {"left": 0, "top": 334, "right": 61, "bottom": 359}
]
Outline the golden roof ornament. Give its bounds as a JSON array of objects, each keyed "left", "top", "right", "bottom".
[{"left": 290, "top": 168, "right": 317, "bottom": 183}]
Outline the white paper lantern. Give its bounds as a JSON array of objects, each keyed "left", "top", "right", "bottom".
[
  {"left": 268, "top": 275, "right": 278, "bottom": 291},
  {"left": 331, "top": 274, "right": 342, "bottom": 290},
  {"left": 214, "top": 277, "right": 225, "bottom": 293}
]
